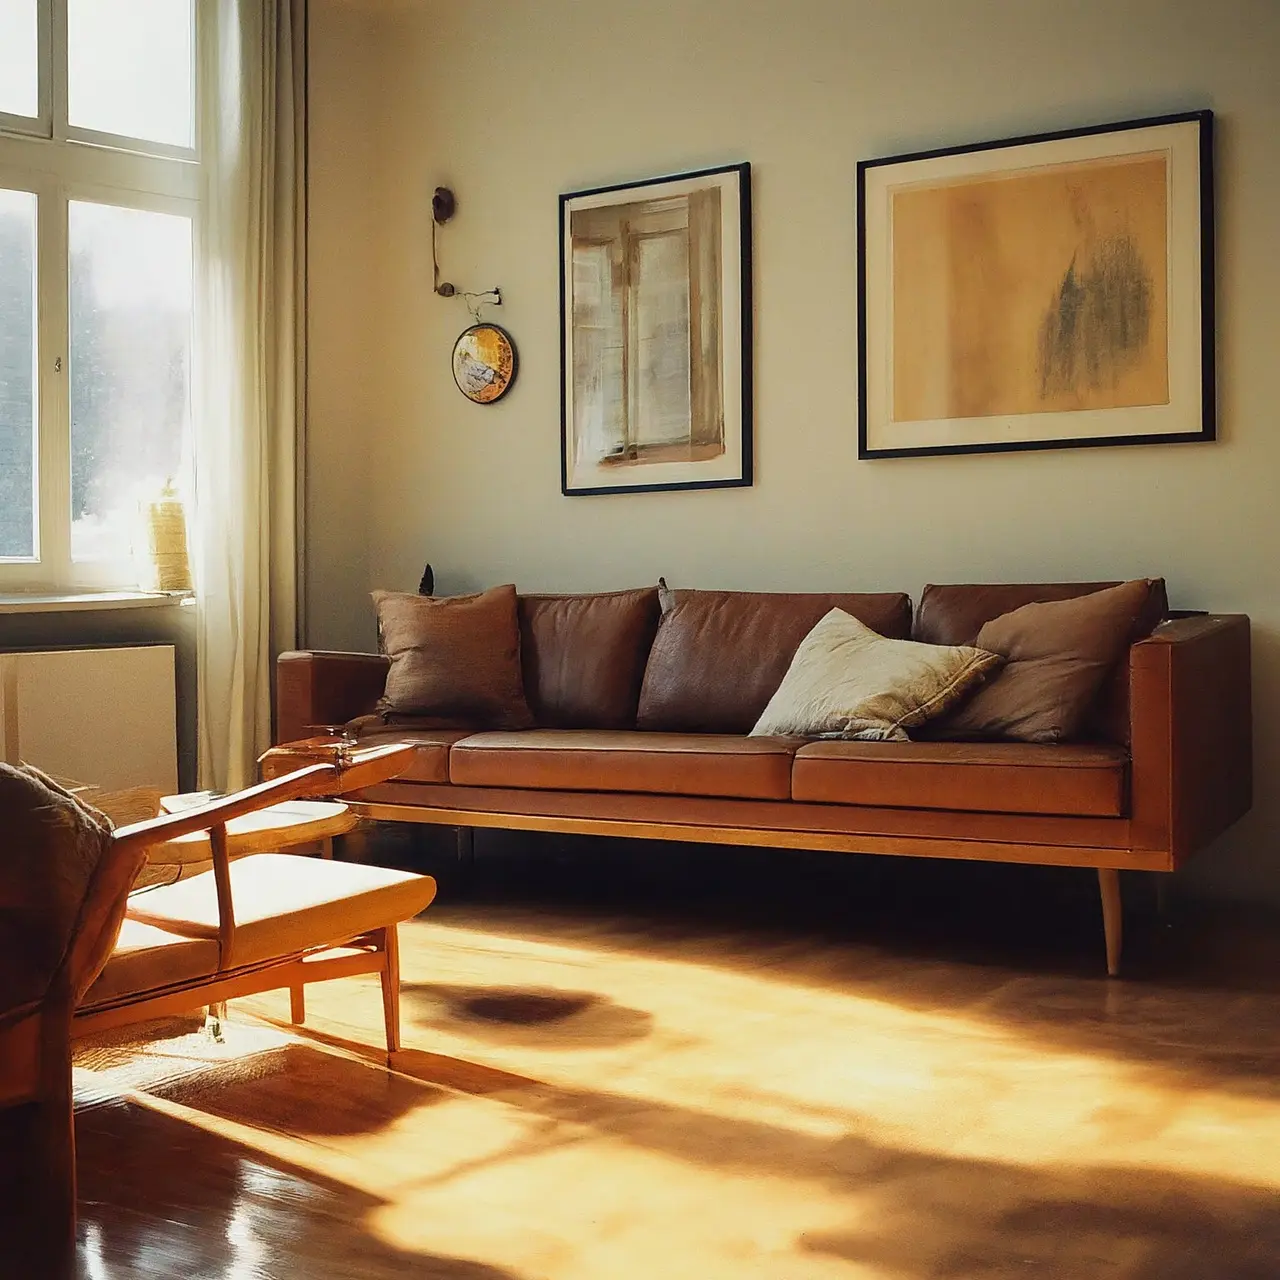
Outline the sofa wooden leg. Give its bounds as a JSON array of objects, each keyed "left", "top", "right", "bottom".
[
  {"left": 380, "top": 925, "right": 402, "bottom": 1060},
  {"left": 290, "top": 984, "right": 306, "bottom": 1025},
  {"left": 1098, "top": 868, "right": 1123, "bottom": 977},
  {"left": 455, "top": 824, "right": 476, "bottom": 890}
]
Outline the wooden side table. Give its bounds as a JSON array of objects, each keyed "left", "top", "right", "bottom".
[{"left": 156, "top": 794, "right": 358, "bottom": 864}]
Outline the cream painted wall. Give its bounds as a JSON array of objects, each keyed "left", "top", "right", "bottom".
[
  {"left": 305, "top": 0, "right": 387, "bottom": 652},
  {"left": 307, "top": 0, "right": 1280, "bottom": 902}
]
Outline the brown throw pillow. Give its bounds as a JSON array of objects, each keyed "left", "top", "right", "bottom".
[
  {"left": 928, "top": 579, "right": 1154, "bottom": 743},
  {"left": 372, "top": 584, "right": 532, "bottom": 729}
]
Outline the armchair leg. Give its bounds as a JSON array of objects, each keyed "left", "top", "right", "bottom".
[
  {"left": 3, "top": 1016, "right": 77, "bottom": 1277},
  {"left": 379, "top": 925, "right": 402, "bottom": 1061},
  {"left": 290, "top": 984, "right": 306, "bottom": 1025},
  {"left": 1098, "top": 868, "right": 1123, "bottom": 977},
  {"left": 205, "top": 1001, "right": 228, "bottom": 1042}
]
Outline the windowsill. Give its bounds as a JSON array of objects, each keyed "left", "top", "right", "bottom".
[{"left": 0, "top": 590, "right": 193, "bottom": 616}]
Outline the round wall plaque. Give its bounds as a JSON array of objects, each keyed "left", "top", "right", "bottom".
[{"left": 452, "top": 323, "right": 518, "bottom": 403}]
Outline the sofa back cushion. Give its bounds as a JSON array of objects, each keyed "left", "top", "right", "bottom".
[
  {"left": 518, "top": 588, "right": 661, "bottom": 729},
  {"left": 372, "top": 584, "right": 533, "bottom": 729},
  {"left": 913, "top": 579, "right": 1168, "bottom": 743},
  {"left": 637, "top": 589, "right": 913, "bottom": 733}
]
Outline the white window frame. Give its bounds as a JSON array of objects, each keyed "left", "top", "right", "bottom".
[
  {"left": 0, "top": 0, "right": 201, "bottom": 590},
  {"left": 0, "top": 0, "right": 51, "bottom": 139}
]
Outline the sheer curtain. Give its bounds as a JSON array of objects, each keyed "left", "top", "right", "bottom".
[{"left": 194, "top": 0, "right": 307, "bottom": 792}]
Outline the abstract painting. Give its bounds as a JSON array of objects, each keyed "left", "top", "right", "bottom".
[
  {"left": 561, "top": 163, "right": 751, "bottom": 494},
  {"left": 858, "top": 111, "right": 1213, "bottom": 458}
]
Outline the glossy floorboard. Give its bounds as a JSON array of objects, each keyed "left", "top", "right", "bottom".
[{"left": 64, "top": 839, "right": 1280, "bottom": 1278}]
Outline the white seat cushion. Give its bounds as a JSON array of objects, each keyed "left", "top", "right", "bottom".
[{"left": 125, "top": 853, "right": 437, "bottom": 968}]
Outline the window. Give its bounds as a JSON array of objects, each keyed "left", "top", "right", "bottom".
[{"left": 0, "top": 0, "right": 198, "bottom": 589}]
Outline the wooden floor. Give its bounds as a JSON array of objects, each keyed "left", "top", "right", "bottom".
[{"left": 64, "top": 831, "right": 1280, "bottom": 1278}]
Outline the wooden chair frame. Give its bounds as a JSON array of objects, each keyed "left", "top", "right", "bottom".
[
  {"left": 74, "top": 746, "right": 419, "bottom": 1056},
  {"left": 2, "top": 730, "right": 420, "bottom": 1276}
]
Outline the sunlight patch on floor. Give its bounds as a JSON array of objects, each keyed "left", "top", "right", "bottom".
[
  {"left": 388, "top": 921, "right": 1280, "bottom": 1189},
  {"left": 75, "top": 913, "right": 1280, "bottom": 1279}
]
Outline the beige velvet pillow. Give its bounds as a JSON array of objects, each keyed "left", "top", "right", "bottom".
[
  {"left": 373, "top": 584, "right": 533, "bottom": 729},
  {"left": 750, "top": 609, "right": 1001, "bottom": 741},
  {"left": 928, "top": 579, "right": 1153, "bottom": 743}
]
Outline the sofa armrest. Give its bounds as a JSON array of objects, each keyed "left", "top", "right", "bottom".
[
  {"left": 276, "top": 650, "right": 390, "bottom": 745},
  {"left": 1129, "top": 615, "right": 1251, "bottom": 863}
]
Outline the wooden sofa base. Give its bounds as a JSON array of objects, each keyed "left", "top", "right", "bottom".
[
  {"left": 73, "top": 925, "right": 403, "bottom": 1061},
  {"left": 352, "top": 798, "right": 1148, "bottom": 977}
]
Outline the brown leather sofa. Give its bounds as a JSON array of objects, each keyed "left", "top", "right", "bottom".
[{"left": 275, "top": 582, "right": 1253, "bottom": 975}]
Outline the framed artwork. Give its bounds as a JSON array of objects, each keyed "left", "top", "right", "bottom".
[
  {"left": 858, "top": 110, "right": 1214, "bottom": 459},
  {"left": 452, "top": 323, "right": 517, "bottom": 403},
  {"left": 560, "top": 162, "right": 752, "bottom": 495}
]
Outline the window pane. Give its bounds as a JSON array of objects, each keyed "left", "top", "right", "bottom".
[
  {"left": 68, "top": 0, "right": 194, "bottom": 148},
  {"left": 0, "top": 0, "right": 39, "bottom": 119},
  {"left": 70, "top": 201, "right": 192, "bottom": 564},
  {"left": 0, "top": 188, "right": 37, "bottom": 560}
]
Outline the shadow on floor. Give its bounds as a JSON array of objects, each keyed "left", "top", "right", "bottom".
[
  {"left": 72, "top": 1023, "right": 1280, "bottom": 1279},
  {"left": 374, "top": 1045, "right": 1280, "bottom": 1280},
  {"left": 401, "top": 981, "right": 653, "bottom": 1050},
  {"left": 137, "top": 1038, "right": 452, "bottom": 1139},
  {"left": 74, "top": 1095, "right": 529, "bottom": 1280}
]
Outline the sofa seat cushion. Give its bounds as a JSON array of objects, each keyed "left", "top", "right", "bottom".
[
  {"left": 792, "top": 741, "right": 1128, "bottom": 817},
  {"left": 126, "top": 854, "right": 438, "bottom": 968},
  {"left": 343, "top": 720, "right": 473, "bottom": 783},
  {"left": 449, "top": 730, "right": 801, "bottom": 800},
  {"left": 85, "top": 918, "right": 220, "bottom": 1006}
]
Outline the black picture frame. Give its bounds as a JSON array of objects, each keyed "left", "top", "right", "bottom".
[
  {"left": 857, "top": 110, "right": 1215, "bottom": 460},
  {"left": 560, "top": 161, "right": 753, "bottom": 495}
]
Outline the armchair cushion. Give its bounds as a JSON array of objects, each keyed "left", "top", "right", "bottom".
[
  {"left": 84, "top": 919, "right": 220, "bottom": 1006},
  {"left": 125, "top": 853, "right": 437, "bottom": 967}
]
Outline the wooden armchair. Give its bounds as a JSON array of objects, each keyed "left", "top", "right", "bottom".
[
  {"left": 1, "top": 745, "right": 434, "bottom": 1274},
  {"left": 77, "top": 744, "right": 435, "bottom": 1053},
  {"left": 1, "top": 764, "right": 149, "bottom": 1274}
]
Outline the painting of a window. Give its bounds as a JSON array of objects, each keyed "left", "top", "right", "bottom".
[{"left": 561, "top": 164, "right": 751, "bottom": 495}]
